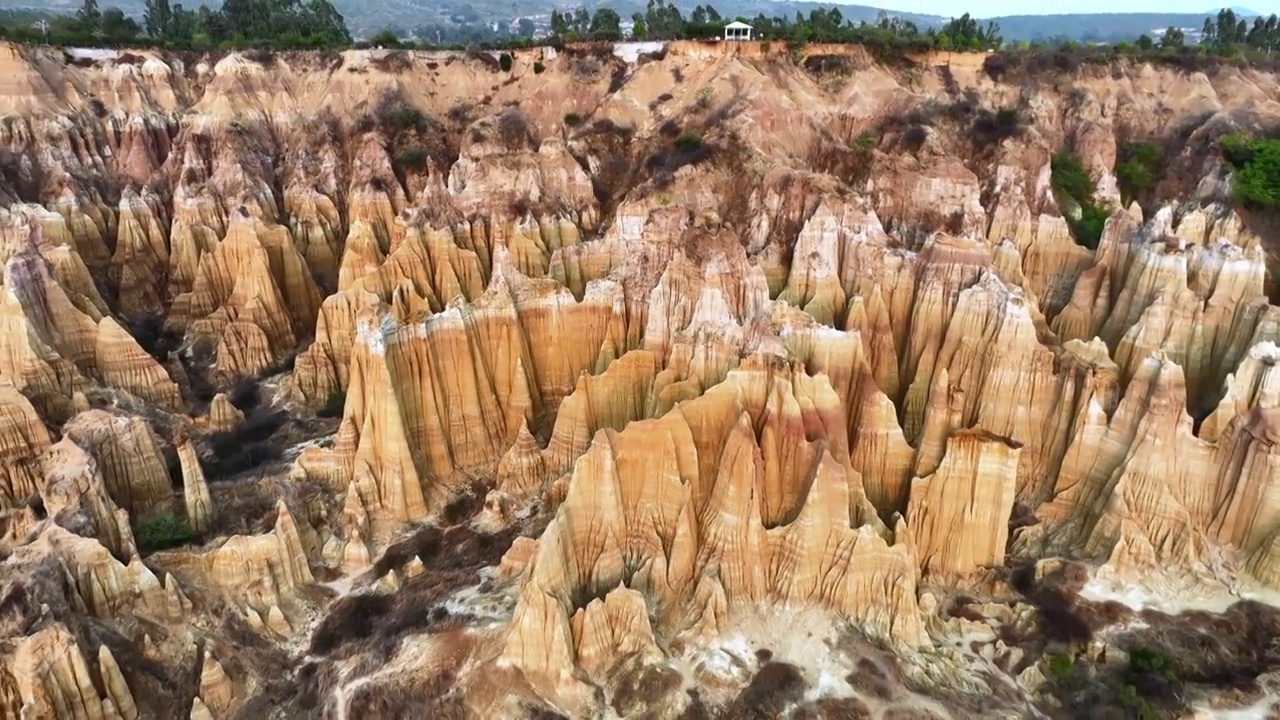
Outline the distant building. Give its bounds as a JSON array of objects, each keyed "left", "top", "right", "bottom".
[{"left": 723, "top": 21, "right": 753, "bottom": 42}]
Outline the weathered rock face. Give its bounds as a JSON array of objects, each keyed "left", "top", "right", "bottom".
[
  {"left": 499, "top": 357, "right": 923, "bottom": 712},
  {"left": 2, "top": 39, "right": 1280, "bottom": 720},
  {"left": 0, "top": 380, "right": 51, "bottom": 509},
  {"left": 61, "top": 410, "right": 172, "bottom": 517}
]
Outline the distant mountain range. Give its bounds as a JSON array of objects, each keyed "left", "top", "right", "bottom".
[{"left": 0, "top": 0, "right": 1272, "bottom": 42}]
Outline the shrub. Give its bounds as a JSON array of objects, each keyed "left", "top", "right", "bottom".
[
  {"left": 1052, "top": 150, "right": 1109, "bottom": 249},
  {"left": 722, "top": 662, "right": 807, "bottom": 719},
  {"left": 563, "top": 112, "right": 582, "bottom": 127},
  {"left": 1220, "top": 134, "right": 1280, "bottom": 210},
  {"left": 496, "top": 108, "right": 531, "bottom": 149},
  {"left": 1051, "top": 151, "right": 1094, "bottom": 201},
  {"left": 318, "top": 391, "right": 346, "bottom": 418},
  {"left": 134, "top": 513, "right": 196, "bottom": 552},
  {"left": 695, "top": 86, "right": 713, "bottom": 110},
  {"left": 393, "top": 145, "right": 429, "bottom": 171},
  {"left": 902, "top": 124, "right": 929, "bottom": 152},
  {"left": 673, "top": 132, "right": 703, "bottom": 153},
  {"left": 228, "top": 378, "right": 262, "bottom": 412},
  {"left": 1219, "top": 133, "right": 1255, "bottom": 168},
  {"left": 1115, "top": 141, "right": 1165, "bottom": 206},
  {"left": 533, "top": 60, "right": 545, "bottom": 74},
  {"left": 855, "top": 131, "right": 878, "bottom": 150},
  {"left": 499, "top": 53, "right": 513, "bottom": 72},
  {"left": 1047, "top": 653, "right": 1074, "bottom": 678},
  {"left": 388, "top": 106, "right": 423, "bottom": 130},
  {"left": 1074, "top": 203, "right": 1110, "bottom": 249},
  {"left": 971, "top": 106, "right": 1023, "bottom": 148},
  {"left": 205, "top": 410, "right": 286, "bottom": 479},
  {"left": 1128, "top": 647, "right": 1175, "bottom": 679}
]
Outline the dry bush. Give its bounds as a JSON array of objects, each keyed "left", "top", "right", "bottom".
[
  {"left": 447, "top": 102, "right": 473, "bottom": 125},
  {"left": 939, "top": 64, "right": 960, "bottom": 96},
  {"left": 790, "top": 697, "right": 873, "bottom": 719},
  {"left": 203, "top": 409, "right": 286, "bottom": 480},
  {"left": 124, "top": 313, "right": 181, "bottom": 360},
  {"left": 466, "top": 50, "right": 502, "bottom": 72},
  {"left": 880, "top": 708, "right": 947, "bottom": 720},
  {"left": 571, "top": 55, "right": 603, "bottom": 82},
  {"left": 846, "top": 657, "right": 899, "bottom": 702},
  {"left": 804, "top": 55, "right": 853, "bottom": 75},
  {"left": 241, "top": 49, "right": 275, "bottom": 65},
  {"left": 371, "top": 50, "right": 413, "bottom": 73},
  {"left": 720, "top": 662, "right": 807, "bottom": 719},
  {"left": 496, "top": 108, "right": 533, "bottom": 151},
  {"left": 610, "top": 663, "right": 684, "bottom": 716}
]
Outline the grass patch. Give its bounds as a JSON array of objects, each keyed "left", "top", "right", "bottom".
[
  {"left": 673, "top": 132, "right": 703, "bottom": 153},
  {"left": 499, "top": 53, "right": 512, "bottom": 72},
  {"left": 1048, "top": 653, "right": 1074, "bottom": 678},
  {"left": 134, "top": 512, "right": 196, "bottom": 552}
]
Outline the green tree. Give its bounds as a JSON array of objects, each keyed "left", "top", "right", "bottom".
[
  {"left": 589, "top": 7, "right": 621, "bottom": 40},
  {"left": 77, "top": 0, "right": 100, "bottom": 24},
  {"left": 1115, "top": 141, "right": 1164, "bottom": 206},
  {"left": 1136, "top": 33, "right": 1153, "bottom": 51},
  {"left": 100, "top": 7, "right": 140, "bottom": 42},
  {"left": 1160, "top": 26, "right": 1184, "bottom": 49},
  {"left": 517, "top": 17, "right": 535, "bottom": 38},
  {"left": 143, "top": 0, "right": 171, "bottom": 38},
  {"left": 369, "top": 27, "right": 399, "bottom": 47},
  {"left": 549, "top": 9, "right": 569, "bottom": 37},
  {"left": 631, "top": 13, "right": 646, "bottom": 39}
]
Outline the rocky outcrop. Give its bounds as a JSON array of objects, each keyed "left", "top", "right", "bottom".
[
  {"left": 36, "top": 438, "right": 132, "bottom": 556},
  {"left": 176, "top": 435, "right": 213, "bottom": 534},
  {"left": 167, "top": 210, "right": 322, "bottom": 380},
  {"left": 906, "top": 430, "right": 1021, "bottom": 581},
  {"left": 0, "top": 380, "right": 51, "bottom": 508},
  {"left": 62, "top": 411, "right": 172, "bottom": 516},
  {"left": 501, "top": 357, "right": 923, "bottom": 711},
  {"left": 158, "top": 502, "right": 313, "bottom": 633},
  {"left": 204, "top": 393, "right": 244, "bottom": 433},
  {"left": 2, "top": 624, "right": 139, "bottom": 720}
]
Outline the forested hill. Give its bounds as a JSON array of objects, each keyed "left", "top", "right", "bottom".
[{"left": 0, "top": 0, "right": 1259, "bottom": 42}]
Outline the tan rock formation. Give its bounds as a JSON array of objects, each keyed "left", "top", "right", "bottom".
[
  {"left": 3, "top": 624, "right": 138, "bottom": 720},
  {"left": 197, "top": 654, "right": 234, "bottom": 717},
  {"left": 62, "top": 411, "right": 172, "bottom": 515},
  {"left": 501, "top": 357, "right": 923, "bottom": 710},
  {"left": 204, "top": 393, "right": 244, "bottom": 433},
  {"left": 36, "top": 439, "right": 131, "bottom": 555},
  {"left": 4, "top": 38, "right": 1280, "bottom": 719},
  {"left": 0, "top": 380, "right": 51, "bottom": 508},
  {"left": 906, "top": 430, "right": 1021, "bottom": 581},
  {"left": 177, "top": 435, "right": 214, "bottom": 534},
  {"left": 167, "top": 209, "right": 321, "bottom": 379},
  {"left": 296, "top": 247, "right": 628, "bottom": 520},
  {"left": 161, "top": 502, "right": 313, "bottom": 622}
]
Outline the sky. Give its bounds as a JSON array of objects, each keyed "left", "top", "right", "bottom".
[{"left": 843, "top": 0, "right": 1279, "bottom": 19}]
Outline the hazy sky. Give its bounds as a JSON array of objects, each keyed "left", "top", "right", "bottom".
[{"left": 849, "top": 0, "right": 1279, "bottom": 18}]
